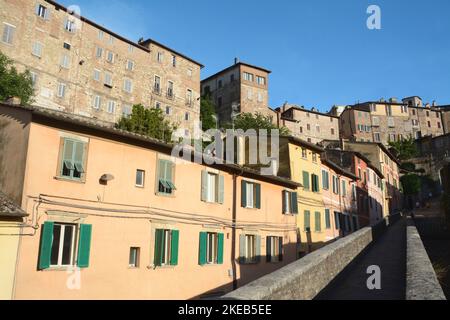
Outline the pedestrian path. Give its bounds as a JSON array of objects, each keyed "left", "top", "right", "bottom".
[{"left": 316, "top": 218, "right": 406, "bottom": 300}]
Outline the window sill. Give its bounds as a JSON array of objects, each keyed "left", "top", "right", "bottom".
[
  {"left": 155, "top": 192, "right": 176, "bottom": 198},
  {"left": 43, "top": 266, "right": 78, "bottom": 272},
  {"left": 54, "top": 176, "right": 85, "bottom": 184},
  {"left": 148, "top": 264, "right": 176, "bottom": 270},
  {"left": 200, "top": 263, "right": 221, "bottom": 267}
]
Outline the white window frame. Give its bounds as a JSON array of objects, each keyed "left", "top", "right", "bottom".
[
  {"left": 107, "top": 100, "right": 116, "bottom": 114},
  {"left": 186, "top": 89, "right": 193, "bottom": 105},
  {"left": 32, "top": 41, "right": 43, "bottom": 58},
  {"left": 122, "top": 104, "right": 132, "bottom": 117},
  {"left": 2, "top": 23, "right": 16, "bottom": 45},
  {"left": 245, "top": 182, "right": 255, "bottom": 208},
  {"left": 36, "top": 4, "right": 48, "bottom": 19},
  {"left": 129, "top": 247, "right": 140, "bottom": 268},
  {"left": 92, "top": 95, "right": 101, "bottom": 110},
  {"left": 106, "top": 50, "right": 115, "bottom": 63},
  {"left": 157, "top": 51, "right": 164, "bottom": 63},
  {"left": 268, "top": 236, "right": 281, "bottom": 262},
  {"left": 60, "top": 54, "right": 70, "bottom": 69},
  {"left": 50, "top": 223, "right": 77, "bottom": 267},
  {"left": 123, "top": 79, "right": 133, "bottom": 93},
  {"left": 57, "top": 82, "right": 66, "bottom": 98},
  {"left": 244, "top": 235, "right": 256, "bottom": 262},
  {"left": 126, "top": 59, "right": 134, "bottom": 71},
  {"left": 104, "top": 72, "right": 113, "bottom": 86},
  {"left": 93, "top": 69, "right": 101, "bottom": 81},
  {"left": 64, "top": 19, "right": 76, "bottom": 33},
  {"left": 205, "top": 172, "right": 218, "bottom": 203},
  {"left": 95, "top": 46, "right": 103, "bottom": 58},
  {"left": 135, "top": 169, "right": 145, "bottom": 188},
  {"left": 161, "top": 229, "right": 172, "bottom": 266},
  {"left": 206, "top": 232, "right": 219, "bottom": 264}
]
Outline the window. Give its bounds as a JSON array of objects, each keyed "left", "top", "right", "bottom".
[
  {"left": 352, "top": 184, "right": 356, "bottom": 200},
  {"left": 92, "top": 95, "right": 101, "bottom": 109},
  {"left": 312, "top": 153, "right": 317, "bottom": 163},
  {"left": 171, "top": 55, "right": 177, "bottom": 67},
  {"left": 217, "top": 97, "right": 222, "bottom": 107},
  {"left": 107, "top": 100, "right": 116, "bottom": 114},
  {"left": 135, "top": 170, "right": 145, "bottom": 187},
  {"left": 128, "top": 44, "right": 134, "bottom": 53},
  {"left": 95, "top": 46, "right": 103, "bottom": 58},
  {"left": 302, "top": 171, "right": 310, "bottom": 191},
  {"left": 239, "top": 234, "right": 260, "bottom": 264},
  {"left": 36, "top": 4, "right": 49, "bottom": 19},
  {"left": 106, "top": 51, "right": 114, "bottom": 63},
  {"left": 315, "top": 211, "right": 322, "bottom": 232},
  {"left": 266, "top": 236, "right": 283, "bottom": 263},
  {"left": 104, "top": 72, "right": 113, "bottom": 87},
  {"left": 199, "top": 232, "right": 224, "bottom": 265},
  {"left": 332, "top": 176, "right": 339, "bottom": 194},
  {"left": 98, "top": 30, "right": 104, "bottom": 40},
  {"left": 63, "top": 42, "right": 71, "bottom": 50},
  {"left": 374, "top": 133, "right": 381, "bottom": 142},
  {"left": 304, "top": 211, "right": 311, "bottom": 231},
  {"left": 241, "top": 181, "right": 261, "bottom": 209},
  {"left": 108, "top": 35, "right": 114, "bottom": 45},
  {"left": 154, "top": 76, "right": 161, "bottom": 93},
  {"left": 282, "top": 191, "right": 298, "bottom": 214},
  {"left": 322, "top": 170, "right": 330, "bottom": 190},
  {"left": 57, "top": 82, "right": 66, "bottom": 98},
  {"left": 59, "top": 138, "right": 86, "bottom": 180},
  {"left": 201, "top": 171, "right": 224, "bottom": 204},
  {"left": 438, "top": 122, "right": 441, "bottom": 129},
  {"left": 331, "top": 128, "right": 335, "bottom": 135},
  {"left": 123, "top": 79, "right": 133, "bottom": 93},
  {"left": 325, "top": 209, "right": 331, "bottom": 229},
  {"left": 334, "top": 212, "right": 341, "bottom": 230},
  {"left": 157, "top": 51, "right": 163, "bottom": 62},
  {"left": 60, "top": 54, "right": 70, "bottom": 69},
  {"left": 155, "top": 101, "right": 161, "bottom": 109},
  {"left": 186, "top": 89, "right": 193, "bottom": 106},
  {"left": 187, "top": 68, "right": 193, "bottom": 77},
  {"left": 30, "top": 72, "right": 38, "bottom": 88},
  {"left": 157, "top": 159, "right": 176, "bottom": 195},
  {"left": 165, "top": 106, "right": 172, "bottom": 115},
  {"left": 311, "top": 174, "right": 320, "bottom": 193},
  {"left": 32, "top": 42, "right": 43, "bottom": 57},
  {"left": 428, "top": 121, "right": 431, "bottom": 128},
  {"left": 257, "top": 92, "right": 263, "bottom": 102},
  {"left": 126, "top": 60, "right": 134, "bottom": 71},
  {"left": 153, "top": 229, "right": 179, "bottom": 266},
  {"left": 64, "top": 19, "right": 76, "bottom": 33},
  {"left": 307, "top": 124, "right": 311, "bottom": 131},
  {"left": 38, "top": 222, "right": 92, "bottom": 270},
  {"left": 167, "top": 81, "right": 174, "bottom": 98},
  {"left": 93, "top": 69, "right": 101, "bottom": 81},
  {"left": 129, "top": 247, "right": 140, "bottom": 268},
  {"left": 243, "top": 72, "right": 254, "bottom": 82},
  {"left": 256, "top": 76, "right": 266, "bottom": 85},
  {"left": 185, "top": 112, "right": 190, "bottom": 121},
  {"left": 341, "top": 180, "right": 347, "bottom": 196},
  {"left": 247, "top": 89, "right": 253, "bottom": 100},
  {"left": 386, "top": 105, "right": 392, "bottom": 116},
  {"left": 218, "top": 80, "right": 223, "bottom": 88}
]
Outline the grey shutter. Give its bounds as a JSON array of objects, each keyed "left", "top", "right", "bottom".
[
  {"left": 291, "top": 192, "right": 298, "bottom": 214},
  {"left": 201, "top": 170, "right": 208, "bottom": 202},
  {"left": 282, "top": 191, "right": 287, "bottom": 214},
  {"left": 278, "top": 237, "right": 283, "bottom": 262},
  {"left": 218, "top": 175, "right": 225, "bottom": 204},
  {"left": 255, "top": 184, "right": 261, "bottom": 209},
  {"left": 266, "top": 237, "right": 271, "bottom": 262},
  {"left": 255, "top": 235, "right": 261, "bottom": 263},
  {"left": 241, "top": 180, "right": 247, "bottom": 208},
  {"left": 239, "top": 234, "right": 246, "bottom": 264}
]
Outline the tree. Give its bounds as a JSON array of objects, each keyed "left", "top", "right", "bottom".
[
  {"left": 401, "top": 174, "right": 421, "bottom": 196},
  {"left": 227, "top": 112, "right": 290, "bottom": 136},
  {"left": 388, "top": 137, "right": 418, "bottom": 161},
  {"left": 200, "top": 94, "right": 216, "bottom": 131},
  {"left": 116, "top": 104, "right": 176, "bottom": 143},
  {"left": 0, "top": 51, "right": 34, "bottom": 105}
]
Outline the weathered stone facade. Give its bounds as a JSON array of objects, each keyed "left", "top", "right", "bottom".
[
  {"left": 438, "top": 105, "right": 450, "bottom": 134},
  {"left": 277, "top": 104, "right": 340, "bottom": 144},
  {"left": 201, "top": 61, "right": 274, "bottom": 125},
  {"left": 0, "top": 0, "right": 202, "bottom": 131}
]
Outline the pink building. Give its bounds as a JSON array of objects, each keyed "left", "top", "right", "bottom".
[{"left": 0, "top": 102, "right": 300, "bottom": 300}]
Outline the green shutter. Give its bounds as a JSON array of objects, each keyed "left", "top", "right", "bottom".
[
  {"left": 77, "top": 224, "right": 92, "bottom": 268},
  {"left": 201, "top": 170, "right": 208, "bottom": 202},
  {"left": 241, "top": 180, "right": 247, "bottom": 207},
  {"left": 38, "top": 221, "right": 54, "bottom": 270},
  {"left": 325, "top": 209, "right": 331, "bottom": 229},
  {"left": 304, "top": 211, "right": 311, "bottom": 231},
  {"left": 302, "top": 171, "right": 310, "bottom": 190},
  {"left": 218, "top": 175, "right": 225, "bottom": 204},
  {"left": 291, "top": 192, "right": 298, "bottom": 214},
  {"left": 266, "top": 237, "right": 272, "bottom": 262},
  {"left": 278, "top": 237, "right": 283, "bottom": 262},
  {"left": 282, "top": 191, "right": 287, "bottom": 214},
  {"left": 61, "top": 139, "right": 74, "bottom": 177},
  {"left": 255, "top": 235, "right": 261, "bottom": 263},
  {"left": 315, "top": 175, "right": 320, "bottom": 192},
  {"left": 217, "top": 233, "right": 224, "bottom": 264},
  {"left": 315, "top": 212, "right": 321, "bottom": 232},
  {"left": 198, "top": 232, "right": 207, "bottom": 265},
  {"left": 154, "top": 229, "right": 164, "bottom": 266},
  {"left": 255, "top": 184, "right": 261, "bottom": 209},
  {"left": 170, "top": 230, "right": 179, "bottom": 266}
]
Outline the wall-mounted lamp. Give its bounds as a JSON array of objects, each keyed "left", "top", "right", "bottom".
[{"left": 99, "top": 174, "right": 114, "bottom": 185}]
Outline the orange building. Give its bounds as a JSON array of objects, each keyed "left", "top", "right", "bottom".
[{"left": 0, "top": 102, "right": 299, "bottom": 300}]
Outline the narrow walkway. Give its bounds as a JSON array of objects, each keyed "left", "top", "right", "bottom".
[{"left": 316, "top": 218, "right": 406, "bottom": 300}]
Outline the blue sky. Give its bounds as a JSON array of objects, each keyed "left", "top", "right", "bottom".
[{"left": 59, "top": 0, "right": 450, "bottom": 112}]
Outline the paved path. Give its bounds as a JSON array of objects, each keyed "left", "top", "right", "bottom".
[{"left": 316, "top": 218, "right": 407, "bottom": 300}]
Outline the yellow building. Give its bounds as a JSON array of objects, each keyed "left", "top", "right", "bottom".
[
  {"left": 279, "top": 137, "right": 327, "bottom": 255},
  {"left": 0, "top": 192, "right": 27, "bottom": 300}
]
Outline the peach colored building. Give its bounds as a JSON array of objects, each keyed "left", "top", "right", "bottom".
[{"left": 0, "top": 102, "right": 299, "bottom": 300}]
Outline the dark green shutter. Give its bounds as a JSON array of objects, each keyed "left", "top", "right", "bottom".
[
  {"left": 154, "top": 229, "right": 164, "bottom": 266},
  {"left": 282, "top": 191, "right": 287, "bottom": 214},
  {"left": 266, "top": 237, "right": 272, "bottom": 262},
  {"left": 77, "top": 224, "right": 92, "bottom": 268},
  {"left": 325, "top": 209, "right": 331, "bottom": 229},
  {"left": 198, "top": 232, "right": 207, "bottom": 265},
  {"left": 255, "top": 184, "right": 261, "bottom": 209},
  {"left": 303, "top": 171, "right": 310, "bottom": 190},
  {"left": 278, "top": 237, "right": 283, "bottom": 262},
  {"left": 217, "top": 233, "right": 224, "bottom": 264},
  {"left": 38, "top": 221, "right": 54, "bottom": 270},
  {"left": 241, "top": 180, "right": 247, "bottom": 207},
  {"left": 291, "top": 192, "right": 298, "bottom": 214},
  {"left": 170, "top": 230, "right": 179, "bottom": 266}
]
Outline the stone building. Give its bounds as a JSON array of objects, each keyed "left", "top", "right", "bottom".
[
  {"left": 276, "top": 104, "right": 340, "bottom": 144},
  {"left": 438, "top": 105, "right": 450, "bottom": 134},
  {"left": 0, "top": 0, "right": 203, "bottom": 132},
  {"left": 201, "top": 60, "right": 275, "bottom": 126},
  {"left": 342, "top": 97, "right": 444, "bottom": 145}
]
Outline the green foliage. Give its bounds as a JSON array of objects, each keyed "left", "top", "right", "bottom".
[
  {"left": 0, "top": 51, "right": 34, "bottom": 105},
  {"left": 401, "top": 174, "right": 421, "bottom": 195},
  {"left": 200, "top": 94, "right": 216, "bottom": 131},
  {"left": 400, "top": 162, "right": 416, "bottom": 172},
  {"left": 388, "top": 137, "right": 418, "bottom": 161},
  {"left": 227, "top": 112, "right": 290, "bottom": 136},
  {"left": 115, "top": 104, "right": 176, "bottom": 143}
]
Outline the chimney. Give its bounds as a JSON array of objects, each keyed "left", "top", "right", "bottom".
[
  {"left": 379, "top": 98, "right": 385, "bottom": 102},
  {"left": 5, "top": 96, "right": 21, "bottom": 106},
  {"left": 432, "top": 100, "right": 437, "bottom": 107},
  {"left": 234, "top": 57, "right": 239, "bottom": 65},
  {"left": 389, "top": 97, "right": 397, "bottom": 103}
]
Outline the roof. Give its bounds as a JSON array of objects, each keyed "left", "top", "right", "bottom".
[
  {"left": 321, "top": 158, "right": 358, "bottom": 180},
  {"left": 279, "top": 104, "right": 340, "bottom": 119},
  {"left": 342, "top": 140, "right": 401, "bottom": 165},
  {"left": 44, "top": 1, "right": 203, "bottom": 68},
  {"left": 324, "top": 149, "right": 384, "bottom": 178},
  {"left": 0, "top": 192, "right": 27, "bottom": 218},
  {"left": 0, "top": 103, "right": 299, "bottom": 189},
  {"left": 281, "top": 136, "right": 325, "bottom": 153},
  {"left": 201, "top": 62, "right": 271, "bottom": 83}
]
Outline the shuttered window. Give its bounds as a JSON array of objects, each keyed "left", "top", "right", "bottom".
[
  {"left": 157, "top": 159, "right": 176, "bottom": 195},
  {"left": 312, "top": 174, "right": 320, "bottom": 192},
  {"left": 241, "top": 180, "right": 261, "bottom": 209},
  {"left": 266, "top": 236, "right": 283, "bottom": 263},
  {"left": 198, "top": 232, "right": 224, "bottom": 265},
  {"left": 325, "top": 209, "right": 331, "bottom": 229},
  {"left": 60, "top": 138, "right": 87, "bottom": 181},
  {"left": 282, "top": 191, "right": 298, "bottom": 214},
  {"left": 322, "top": 170, "right": 330, "bottom": 190},
  {"left": 315, "top": 212, "right": 322, "bottom": 232},
  {"left": 304, "top": 211, "right": 311, "bottom": 231},
  {"left": 302, "top": 171, "right": 310, "bottom": 191},
  {"left": 154, "top": 229, "right": 179, "bottom": 267},
  {"left": 239, "top": 234, "right": 261, "bottom": 264},
  {"left": 201, "top": 171, "right": 224, "bottom": 204}
]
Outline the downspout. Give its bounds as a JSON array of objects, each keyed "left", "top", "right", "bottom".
[{"left": 231, "top": 167, "right": 244, "bottom": 290}]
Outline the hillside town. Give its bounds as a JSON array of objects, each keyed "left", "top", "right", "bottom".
[{"left": 1, "top": 0, "right": 449, "bottom": 301}]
